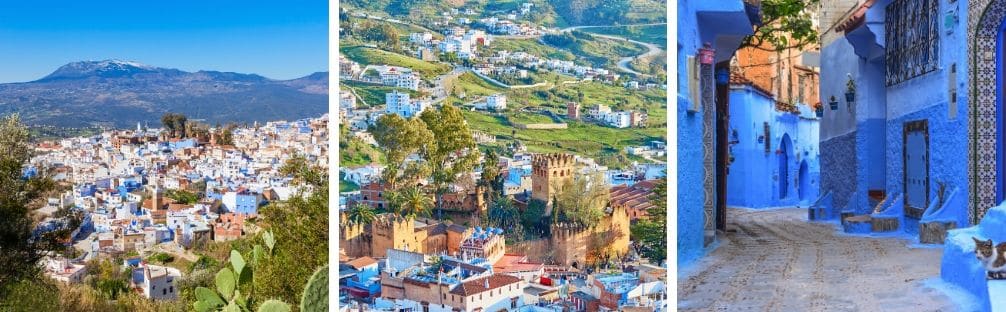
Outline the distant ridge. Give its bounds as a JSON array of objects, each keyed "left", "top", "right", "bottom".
[{"left": 0, "top": 60, "right": 328, "bottom": 128}]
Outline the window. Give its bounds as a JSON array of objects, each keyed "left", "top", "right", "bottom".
[
  {"left": 511, "top": 297, "right": 518, "bottom": 309},
  {"left": 763, "top": 122, "right": 771, "bottom": 154},
  {"left": 797, "top": 75, "right": 805, "bottom": 104},
  {"left": 163, "top": 288, "right": 167, "bottom": 296},
  {"left": 884, "top": 0, "right": 939, "bottom": 85}
]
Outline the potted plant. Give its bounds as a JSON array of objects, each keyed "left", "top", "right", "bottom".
[
  {"left": 815, "top": 102, "right": 824, "bottom": 117},
  {"left": 845, "top": 74, "right": 856, "bottom": 110},
  {"left": 828, "top": 95, "right": 839, "bottom": 111}
]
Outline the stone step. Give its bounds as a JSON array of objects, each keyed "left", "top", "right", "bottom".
[
  {"left": 919, "top": 221, "right": 956, "bottom": 244},
  {"left": 842, "top": 215, "right": 872, "bottom": 234},
  {"left": 808, "top": 207, "right": 828, "bottom": 220},
  {"left": 871, "top": 216, "right": 899, "bottom": 232}
]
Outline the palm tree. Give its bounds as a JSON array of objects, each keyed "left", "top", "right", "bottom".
[
  {"left": 347, "top": 203, "right": 377, "bottom": 224},
  {"left": 400, "top": 186, "right": 433, "bottom": 219},
  {"left": 385, "top": 191, "right": 403, "bottom": 215}
]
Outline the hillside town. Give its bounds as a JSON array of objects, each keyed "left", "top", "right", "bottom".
[
  {"left": 339, "top": 1, "right": 667, "bottom": 311},
  {"left": 28, "top": 114, "right": 329, "bottom": 302}
]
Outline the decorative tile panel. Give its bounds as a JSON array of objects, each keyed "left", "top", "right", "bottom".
[
  {"left": 701, "top": 63, "right": 715, "bottom": 245},
  {"left": 969, "top": 0, "right": 1006, "bottom": 224}
]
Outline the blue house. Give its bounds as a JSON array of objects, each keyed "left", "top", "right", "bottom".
[
  {"left": 78, "top": 184, "right": 97, "bottom": 197},
  {"left": 222, "top": 190, "right": 260, "bottom": 215},
  {"left": 677, "top": 0, "right": 758, "bottom": 268},
  {"left": 117, "top": 179, "right": 142, "bottom": 199},
  {"left": 726, "top": 77, "right": 820, "bottom": 208},
  {"left": 817, "top": 0, "right": 1006, "bottom": 309},
  {"left": 167, "top": 138, "right": 197, "bottom": 150}
]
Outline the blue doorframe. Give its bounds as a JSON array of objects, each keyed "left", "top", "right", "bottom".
[
  {"left": 996, "top": 19, "right": 1006, "bottom": 204},
  {"left": 780, "top": 134, "right": 792, "bottom": 200}
]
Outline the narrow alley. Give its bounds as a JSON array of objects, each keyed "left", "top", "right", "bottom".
[{"left": 678, "top": 208, "right": 961, "bottom": 312}]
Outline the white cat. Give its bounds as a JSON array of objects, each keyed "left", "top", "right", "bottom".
[{"left": 973, "top": 237, "right": 1006, "bottom": 279}]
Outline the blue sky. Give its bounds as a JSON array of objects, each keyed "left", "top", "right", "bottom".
[{"left": 0, "top": 0, "right": 328, "bottom": 83}]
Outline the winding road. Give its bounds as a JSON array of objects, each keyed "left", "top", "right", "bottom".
[
  {"left": 679, "top": 208, "right": 961, "bottom": 311},
  {"left": 559, "top": 23, "right": 666, "bottom": 77}
]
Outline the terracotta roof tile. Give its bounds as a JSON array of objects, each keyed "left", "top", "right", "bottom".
[{"left": 449, "top": 274, "right": 521, "bottom": 296}]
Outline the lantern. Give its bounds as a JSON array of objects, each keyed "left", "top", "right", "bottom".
[{"left": 699, "top": 43, "right": 715, "bottom": 65}]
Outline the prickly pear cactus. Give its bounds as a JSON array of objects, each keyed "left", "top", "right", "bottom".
[
  {"left": 258, "top": 300, "right": 291, "bottom": 312},
  {"left": 299, "top": 265, "right": 328, "bottom": 312}
]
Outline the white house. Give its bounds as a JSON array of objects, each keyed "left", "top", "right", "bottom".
[
  {"left": 486, "top": 93, "right": 507, "bottom": 110},
  {"left": 589, "top": 104, "right": 611, "bottom": 120},
  {"left": 343, "top": 165, "right": 384, "bottom": 186},
  {"left": 136, "top": 264, "right": 182, "bottom": 300},
  {"left": 340, "top": 91, "right": 357, "bottom": 111},
  {"left": 605, "top": 111, "right": 632, "bottom": 128},
  {"left": 386, "top": 91, "right": 428, "bottom": 118},
  {"left": 395, "top": 73, "right": 420, "bottom": 91},
  {"left": 43, "top": 256, "right": 87, "bottom": 284},
  {"left": 410, "top": 32, "right": 433, "bottom": 44}
]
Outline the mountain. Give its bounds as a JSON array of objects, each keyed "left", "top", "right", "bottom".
[{"left": 0, "top": 60, "right": 328, "bottom": 128}]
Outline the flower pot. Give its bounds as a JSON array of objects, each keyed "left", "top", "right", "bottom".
[
  {"left": 815, "top": 106, "right": 824, "bottom": 118},
  {"left": 829, "top": 100, "right": 838, "bottom": 110},
  {"left": 845, "top": 92, "right": 856, "bottom": 103}
]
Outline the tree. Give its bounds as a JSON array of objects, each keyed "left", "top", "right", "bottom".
[
  {"left": 372, "top": 114, "right": 434, "bottom": 190},
  {"left": 161, "top": 112, "right": 189, "bottom": 138},
  {"left": 479, "top": 150, "right": 502, "bottom": 197},
  {"left": 630, "top": 180, "right": 667, "bottom": 264},
  {"left": 483, "top": 198, "right": 523, "bottom": 240},
  {"left": 419, "top": 104, "right": 480, "bottom": 219},
  {"left": 554, "top": 172, "right": 608, "bottom": 227},
  {"left": 346, "top": 203, "right": 377, "bottom": 224},
  {"left": 218, "top": 123, "right": 238, "bottom": 146},
  {"left": 253, "top": 156, "right": 328, "bottom": 305},
  {"left": 740, "top": 0, "right": 819, "bottom": 51},
  {"left": 0, "top": 114, "right": 60, "bottom": 300},
  {"left": 399, "top": 186, "right": 433, "bottom": 219}
]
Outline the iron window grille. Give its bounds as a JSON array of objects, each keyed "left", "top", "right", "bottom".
[{"left": 885, "top": 0, "right": 940, "bottom": 86}]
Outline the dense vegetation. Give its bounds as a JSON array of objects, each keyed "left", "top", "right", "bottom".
[
  {"left": 541, "top": 31, "right": 646, "bottom": 68},
  {"left": 581, "top": 24, "right": 668, "bottom": 49},
  {"left": 548, "top": 0, "right": 664, "bottom": 26},
  {"left": 630, "top": 179, "right": 667, "bottom": 264},
  {"left": 341, "top": 45, "right": 451, "bottom": 79}
]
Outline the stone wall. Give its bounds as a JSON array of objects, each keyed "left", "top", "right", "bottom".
[{"left": 820, "top": 130, "right": 857, "bottom": 212}]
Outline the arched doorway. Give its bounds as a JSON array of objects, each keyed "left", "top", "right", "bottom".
[
  {"left": 970, "top": 1, "right": 1006, "bottom": 224},
  {"left": 779, "top": 134, "right": 792, "bottom": 200},
  {"left": 799, "top": 160, "right": 810, "bottom": 202}
]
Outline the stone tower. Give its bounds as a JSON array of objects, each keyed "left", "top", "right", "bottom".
[
  {"left": 370, "top": 214, "right": 417, "bottom": 258},
  {"left": 531, "top": 153, "right": 575, "bottom": 207}
]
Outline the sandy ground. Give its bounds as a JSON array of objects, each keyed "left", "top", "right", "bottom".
[{"left": 678, "top": 208, "right": 963, "bottom": 312}]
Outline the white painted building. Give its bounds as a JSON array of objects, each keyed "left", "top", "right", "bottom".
[
  {"left": 486, "top": 93, "right": 507, "bottom": 110},
  {"left": 605, "top": 111, "right": 632, "bottom": 128},
  {"left": 589, "top": 104, "right": 611, "bottom": 120},
  {"left": 43, "top": 256, "right": 87, "bottom": 284},
  {"left": 340, "top": 91, "right": 357, "bottom": 111},
  {"left": 137, "top": 264, "right": 181, "bottom": 300},
  {"left": 385, "top": 91, "right": 428, "bottom": 118}
]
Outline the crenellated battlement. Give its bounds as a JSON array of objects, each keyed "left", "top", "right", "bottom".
[{"left": 532, "top": 153, "right": 575, "bottom": 169}]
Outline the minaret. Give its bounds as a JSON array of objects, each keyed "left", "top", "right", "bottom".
[
  {"left": 136, "top": 122, "right": 142, "bottom": 133},
  {"left": 152, "top": 175, "right": 163, "bottom": 211}
]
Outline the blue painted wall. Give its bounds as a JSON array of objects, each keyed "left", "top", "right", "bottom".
[
  {"left": 676, "top": 0, "right": 705, "bottom": 267},
  {"left": 820, "top": 30, "right": 887, "bottom": 214},
  {"left": 677, "top": 0, "right": 754, "bottom": 268},
  {"left": 879, "top": 0, "right": 969, "bottom": 230},
  {"left": 726, "top": 85, "right": 820, "bottom": 208}
]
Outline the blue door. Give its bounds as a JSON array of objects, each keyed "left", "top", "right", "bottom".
[
  {"left": 779, "top": 134, "right": 791, "bottom": 200},
  {"left": 799, "top": 160, "right": 809, "bottom": 202},
  {"left": 904, "top": 120, "right": 929, "bottom": 218}
]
